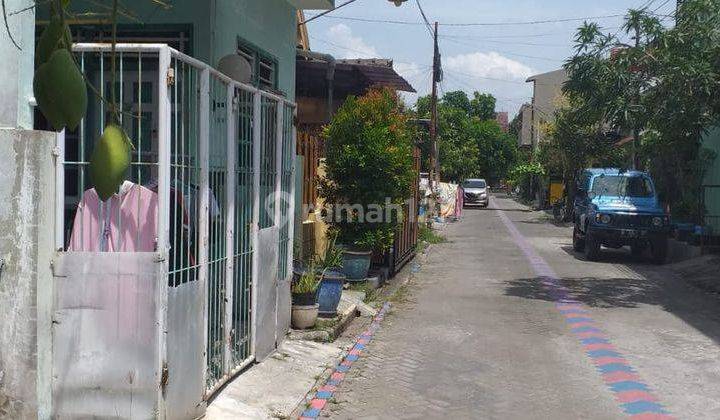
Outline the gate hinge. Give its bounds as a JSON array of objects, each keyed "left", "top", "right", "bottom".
[
  {"left": 160, "top": 363, "right": 169, "bottom": 395},
  {"left": 166, "top": 68, "right": 176, "bottom": 86}
]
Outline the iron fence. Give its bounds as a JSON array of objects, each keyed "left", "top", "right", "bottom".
[{"left": 53, "top": 43, "right": 296, "bottom": 416}]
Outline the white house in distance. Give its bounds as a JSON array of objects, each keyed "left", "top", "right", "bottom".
[{"left": 519, "top": 69, "right": 568, "bottom": 150}]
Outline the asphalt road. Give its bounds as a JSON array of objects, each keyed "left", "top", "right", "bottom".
[{"left": 324, "top": 195, "right": 720, "bottom": 419}]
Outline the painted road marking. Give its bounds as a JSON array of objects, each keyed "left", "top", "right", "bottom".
[{"left": 495, "top": 204, "right": 674, "bottom": 419}]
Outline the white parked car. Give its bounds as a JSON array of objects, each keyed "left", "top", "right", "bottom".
[{"left": 462, "top": 178, "right": 490, "bottom": 207}]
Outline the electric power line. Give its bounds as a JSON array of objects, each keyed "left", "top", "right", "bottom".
[
  {"left": 414, "top": 0, "right": 434, "bottom": 39},
  {"left": 305, "top": 13, "right": 628, "bottom": 27}
]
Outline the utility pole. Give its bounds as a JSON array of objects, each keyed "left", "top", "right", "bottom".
[
  {"left": 429, "top": 22, "right": 439, "bottom": 188},
  {"left": 427, "top": 21, "right": 440, "bottom": 224}
]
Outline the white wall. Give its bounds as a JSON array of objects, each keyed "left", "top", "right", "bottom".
[{"left": 0, "top": 0, "right": 36, "bottom": 129}]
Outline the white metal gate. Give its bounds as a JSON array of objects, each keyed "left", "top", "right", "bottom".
[{"left": 52, "top": 43, "right": 296, "bottom": 417}]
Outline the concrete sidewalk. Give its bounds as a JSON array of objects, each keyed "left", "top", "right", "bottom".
[
  {"left": 205, "top": 292, "right": 374, "bottom": 419},
  {"left": 205, "top": 339, "right": 347, "bottom": 419},
  {"left": 205, "top": 246, "right": 426, "bottom": 419}
]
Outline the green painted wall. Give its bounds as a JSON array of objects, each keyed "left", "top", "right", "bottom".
[
  {"left": 213, "top": 0, "right": 297, "bottom": 99},
  {"left": 40, "top": 0, "right": 297, "bottom": 99},
  {"left": 702, "top": 127, "right": 720, "bottom": 233}
]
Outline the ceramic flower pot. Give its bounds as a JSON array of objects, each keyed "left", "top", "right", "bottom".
[
  {"left": 317, "top": 270, "right": 346, "bottom": 316},
  {"left": 342, "top": 250, "right": 372, "bottom": 281}
]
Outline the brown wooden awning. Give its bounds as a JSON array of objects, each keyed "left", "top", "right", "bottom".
[{"left": 296, "top": 56, "right": 416, "bottom": 99}]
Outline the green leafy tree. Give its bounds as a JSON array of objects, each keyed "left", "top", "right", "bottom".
[
  {"left": 509, "top": 112, "right": 522, "bottom": 140},
  {"left": 414, "top": 91, "right": 517, "bottom": 183},
  {"left": 563, "top": 0, "right": 720, "bottom": 218},
  {"left": 471, "top": 120, "right": 518, "bottom": 182},
  {"left": 441, "top": 91, "right": 471, "bottom": 113},
  {"left": 321, "top": 88, "right": 416, "bottom": 252},
  {"left": 470, "top": 92, "right": 497, "bottom": 121}
]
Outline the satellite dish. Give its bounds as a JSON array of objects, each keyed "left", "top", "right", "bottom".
[{"left": 217, "top": 54, "right": 252, "bottom": 84}]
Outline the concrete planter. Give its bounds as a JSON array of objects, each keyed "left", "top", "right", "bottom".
[{"left": 291, "top": 304, "right": 319, "bottom": 330}]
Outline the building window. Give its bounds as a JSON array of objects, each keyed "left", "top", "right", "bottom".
[{"left": 237, "top": 37, "right": 279, "bottom": 91}]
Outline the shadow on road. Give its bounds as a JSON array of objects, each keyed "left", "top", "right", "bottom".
[{"left": 504, "top": 269, "right": 720, "bottom": 345}]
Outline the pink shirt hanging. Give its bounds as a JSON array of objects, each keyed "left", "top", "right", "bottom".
[{"left": 68, "top": 181, "right": 159, "bottom": 252}]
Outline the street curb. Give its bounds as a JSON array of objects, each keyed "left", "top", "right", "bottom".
[{"left": 297, "top": 302, "right": 391, "bottom": 419}]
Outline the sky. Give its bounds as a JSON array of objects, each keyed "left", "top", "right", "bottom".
[{"left": 303, "top": 0, "right": 679, "bottom": 117}]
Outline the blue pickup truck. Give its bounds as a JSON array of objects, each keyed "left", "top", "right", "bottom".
[{"left": 573, "top": 168, "right": 670, "bottom": 264}]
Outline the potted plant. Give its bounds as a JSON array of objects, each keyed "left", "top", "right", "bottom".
[
  {"left": 319, "top": 88, "right": 415, "bottom": 281},
  {"left": 314, "top": 232, "right": 346, "bottom": 316},
  {"left": 291, "top": 264, "right": 322, "bottom": 329}
]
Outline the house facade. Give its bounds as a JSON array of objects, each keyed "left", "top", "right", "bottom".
[
  {"left": 294, "top": 52, "right": 416, "bottom": 264},
  {"left": 521, "top": 68, "right": 568, "bottom": 150},
  {"left": 0, "top": 1, "right": 333, "bottom": 419}
]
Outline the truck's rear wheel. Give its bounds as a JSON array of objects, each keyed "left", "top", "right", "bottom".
[
  {"left": 631, "top": 243, "right": 647, "bottom": 258},
  {"left": 584, "top": 229, "right": 601, "bottom": 261},
  {"left": 651, "top": 237, "right": 668, "bottom": 265},
  {"left": 572, "top": 224, "right": 585, "bottom": 252}
]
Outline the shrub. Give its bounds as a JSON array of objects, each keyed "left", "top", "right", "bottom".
[
  {"left": 320, "top": 88, "right": 415, "bottom": 252},
  {"left": 291, "top": 264, "right": 322, "bottom": 295}
]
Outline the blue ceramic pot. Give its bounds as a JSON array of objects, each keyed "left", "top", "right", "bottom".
[
  {"left": 342, "top": 250, "right": 372, "bottom": 280},
  {"left": 318, "top": 270, "right": 346, "bottom": 316}
]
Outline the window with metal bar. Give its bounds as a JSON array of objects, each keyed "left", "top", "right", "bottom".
[{"left": 237, "top": 38, "right": 279, "bottom": 91}]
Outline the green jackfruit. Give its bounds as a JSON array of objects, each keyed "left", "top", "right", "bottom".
[
  {"left": 33, "top": 49, "right": 88, "bottom": 132},
  {"left": 90, "top": 125, "right": 132, "bottom": 201},
  {"left": 36, "top": 15, "right": 72, "bottom": 66}
]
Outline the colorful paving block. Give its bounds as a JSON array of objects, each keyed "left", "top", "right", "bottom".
[
  {"left": 622, "top": 401, "right": 668, "bottom": 415},
  {"left": 593, "top": 357, "right": 628, "bottom": 366},
  {"left": 301, "top": 408, "right": 320, "bottom": 418},
  {"left": 598, "top": 363, "right": 635, "bottom": 374},
  {"left": 585, "top": 343, "right": 616, "bottom": 351},
  {"left": 616, "top": 391, "right": 659, "bottom": 404},
  {"left": 580, "top": 336, "right": 608, "bottom": 343},
  {"left": 572, "top": 326, "right": 603, "bottom": 333},
  {"left": 570, "top": 321, "right": 596, "bottom": 328},
  {"left": 566, "top": 317, "right": 594, "bottom": 324},
  {"left": 315, "top": 391, "right": 333, "bottom": 399},
  {"left": 300, "top": 302, "right": 392, "bottom": 418},
  {"left": 588, "top": 349, "right": 622, "bottom": 358},
  {"left": 577, "top": 331, "right": 608, "bottom": 339},
  {"left": 629, "top": 413, "right": 675, "bottom": 420},
  {"left": 610, "top": 381, "right": 650, "bottom": 393},
  {"left": 319, "top": 385, "right": 336, "bottom": 393},
  {"left": 603, "top": 372, "right": 642, "bottom": 384}
]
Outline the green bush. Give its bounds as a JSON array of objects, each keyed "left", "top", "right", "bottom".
[{"left": 320, "top": 88, "right": 416, "bottom": 252}]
